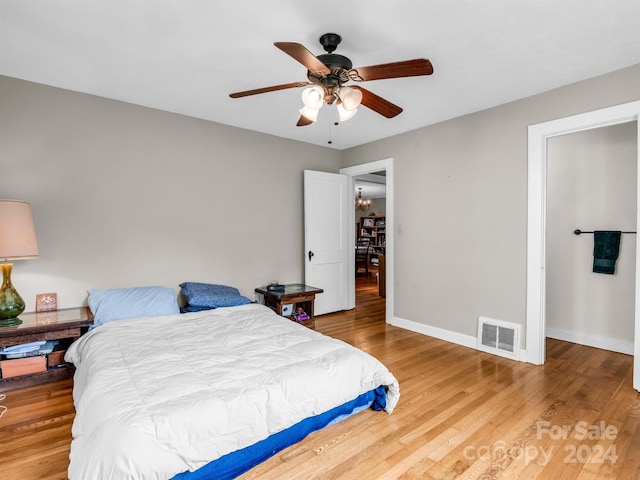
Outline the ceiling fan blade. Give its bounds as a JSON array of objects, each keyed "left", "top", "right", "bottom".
[
  {"left": 229, "top": 81, "right": 311, "bottom": 98},
  {"left": 350, "top": 59, "right": 433, "bottom": 82},
  {"left": 296, "top": 115, "right": 314, "bottom": 127},
  {"left": 274, "top": 42, "right": 331, "bottom": 76},
  {"left": 353, "top": 86, "right": 403, "bottom": 118}
]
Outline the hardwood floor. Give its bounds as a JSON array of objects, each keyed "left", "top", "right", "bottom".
[{"left": 1, "top": 275, "right": 639, "bottom": 479}]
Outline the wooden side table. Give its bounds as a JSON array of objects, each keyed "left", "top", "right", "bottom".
[
  {"left": 254, "top": 284, "right": 323, "bottom": 330},
  {"left": 0, "top": 306, "right": 93, "bottom": 391}
]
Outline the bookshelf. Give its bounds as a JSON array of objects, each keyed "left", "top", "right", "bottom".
[{"left": 358, "top": 216, "right": 386, "bottom": 248}]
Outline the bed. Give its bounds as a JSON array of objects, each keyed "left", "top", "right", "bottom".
[{"left": 65, "top": 285, "right": 399, "bottom": 480}]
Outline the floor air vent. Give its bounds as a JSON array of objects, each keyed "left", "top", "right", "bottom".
[{"left": 477, "top": 317, "right": 520, "bottom": 360}]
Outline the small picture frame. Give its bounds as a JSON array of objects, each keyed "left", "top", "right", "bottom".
[
  {"left": 363, "top": 218, "right": 374, "bottom": 227},
  {"left": 282, "top": 303, "right": 293, "bottom": 317},
  {"left": 36, "top": 292, "right": 57, "bottom": 312}
]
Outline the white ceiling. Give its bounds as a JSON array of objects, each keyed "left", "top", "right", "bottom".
[
  {"left": 355, "top": 173, "right": 386, "bottom": 199},
  {"left": 1, "top": 1, "right": 639, "bottom": 150}
]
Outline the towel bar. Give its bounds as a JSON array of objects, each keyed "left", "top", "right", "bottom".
[{"left": 573, "top": 229, "right": 636, "bottom": 235}]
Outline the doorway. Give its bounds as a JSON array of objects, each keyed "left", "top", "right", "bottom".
[
  {"left": 341, "top": 158, "right": 394, "bottom": 324},
  {"left": 545, "top": 124, "right": 637, "bottom": 355},
  {"left": 355, "top": 172, "right": 386, "bottom": 298},
  {"left": 526, "top": 100, "right": 640, "bottom": 391}
]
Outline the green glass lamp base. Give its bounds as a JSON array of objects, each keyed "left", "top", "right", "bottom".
[
  {"left": 0, "top": 317, "right": 22, "bottom": 327},
  {"left": 0, "top": 262, "right": 26, "bottom": 327}
]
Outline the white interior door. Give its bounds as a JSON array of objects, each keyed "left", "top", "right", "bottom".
[{"left": 304, "top": 170, "right": 350, "bottom": 315}]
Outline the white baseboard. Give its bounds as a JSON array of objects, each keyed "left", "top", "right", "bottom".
[
  {"left": 546, "top": 328, "right": 634, "bottom": 355},
  {"left": 389, "top": 315, "right": 477, "bottom": 350},
  {"left": 387, "top": 318, "right": 631, "bottom": 361},
  {"left": 389, "top": 316, "right": 532, "bottom": 362}
]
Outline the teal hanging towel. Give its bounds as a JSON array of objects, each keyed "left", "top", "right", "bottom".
[{"left": 593, "top": 231, "right": 621, "bottom": 274}]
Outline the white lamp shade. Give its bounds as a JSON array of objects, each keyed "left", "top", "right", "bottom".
[
  {"left": 339, "top": 86, "right": 363, "bottom": 111},
  {"left": 0, "top": 200, "right": 39, "bottom": 260},
  {"left": 338, "top": 103, "right": 358, "bottom": 122},
  {"left": 299, "top": 105, "right": 320, "bottom": 122},
  {"left": 301, "top": 86, "right": 324, "bottom": 109}
]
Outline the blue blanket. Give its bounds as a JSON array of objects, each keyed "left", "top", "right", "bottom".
[{"left": 172, "top": 386, "right": 387, "bottom": 480}]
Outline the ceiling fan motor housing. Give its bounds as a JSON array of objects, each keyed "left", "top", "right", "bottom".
[
  {"left": 317, "top": 53, "right": 352, "bottom": 71},
  {"left": 309, "top": 53, "right": 353, "bottom": 103}
]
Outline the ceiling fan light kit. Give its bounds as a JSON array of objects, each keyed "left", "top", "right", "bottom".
[
  {"left": 301, "top": 86, "right": 324, "bottom": 109},
  {"left": 300, "top": 84, "right": 362, "bottom": 124},
  {"left": 339, "top": 86, "right": 363, "bottom": 111},
  {"left": 229, "top": 32, "right": 433, "bottom": 127},
  {"left": 299, "top": 105, "right": 319, "bottom": 122},
  {"left": 337, "top": 103, "right": 358, "bottom": 122}
]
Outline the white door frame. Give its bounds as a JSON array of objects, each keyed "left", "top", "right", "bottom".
[
  {"left": 340, "top": 158, "right": 394, "bottom": 323},
  {"left": 526, "top": 101, "right": 640, "bottom": 390}
]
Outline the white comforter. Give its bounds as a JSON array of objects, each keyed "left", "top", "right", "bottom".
[{"left": 66, "top": 303, "right": 399, "bottom": 479}]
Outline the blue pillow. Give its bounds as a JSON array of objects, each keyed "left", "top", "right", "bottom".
[
  {"left": 179, "top": 282, "right": 251, "bottom": 309},
  {"left": 88, "top": 286, "right": 179, "bottom": 328},
  {"left": 180, "top": 305, "right": 215, "bottom": 313}
]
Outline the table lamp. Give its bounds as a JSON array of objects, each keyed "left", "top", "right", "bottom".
[{"left": 0, "top": 200, "right": 39, "bottom": 326}]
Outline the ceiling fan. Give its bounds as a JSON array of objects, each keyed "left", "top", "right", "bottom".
[{"left": 229, "top": 33, "right": 433, "bottom": 126}]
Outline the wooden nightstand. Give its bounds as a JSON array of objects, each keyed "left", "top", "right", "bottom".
[
  {"left": 0, "top": 307, "right": 93, "bottom": 391},
  {"left": 255, "top": 284, "right": 323, "bottom": 329}
]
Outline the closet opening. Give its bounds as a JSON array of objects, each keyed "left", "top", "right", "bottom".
[
  {"left": 545, "top": 123, "right": 637, "bottom": 357},
  {"left": 526, "top": 100, "right": 640, "bottom": 390}
]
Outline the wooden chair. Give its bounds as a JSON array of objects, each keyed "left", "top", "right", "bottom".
[{"left": 355, "top": 238, "right": 370, "bottom": 276}]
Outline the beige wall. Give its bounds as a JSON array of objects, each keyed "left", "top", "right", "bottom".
[
  {"left": 3, "top": 63, "right": 640, "bottom": 347},
  {"left": 546, "top": 123, "right": 637, "bottom": 346},
  {"left": 0, "top": 76, "right": 341, "bottom": 309},
  {"left": 341, "top": 64, "right": 640, "bottom": 341}
]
